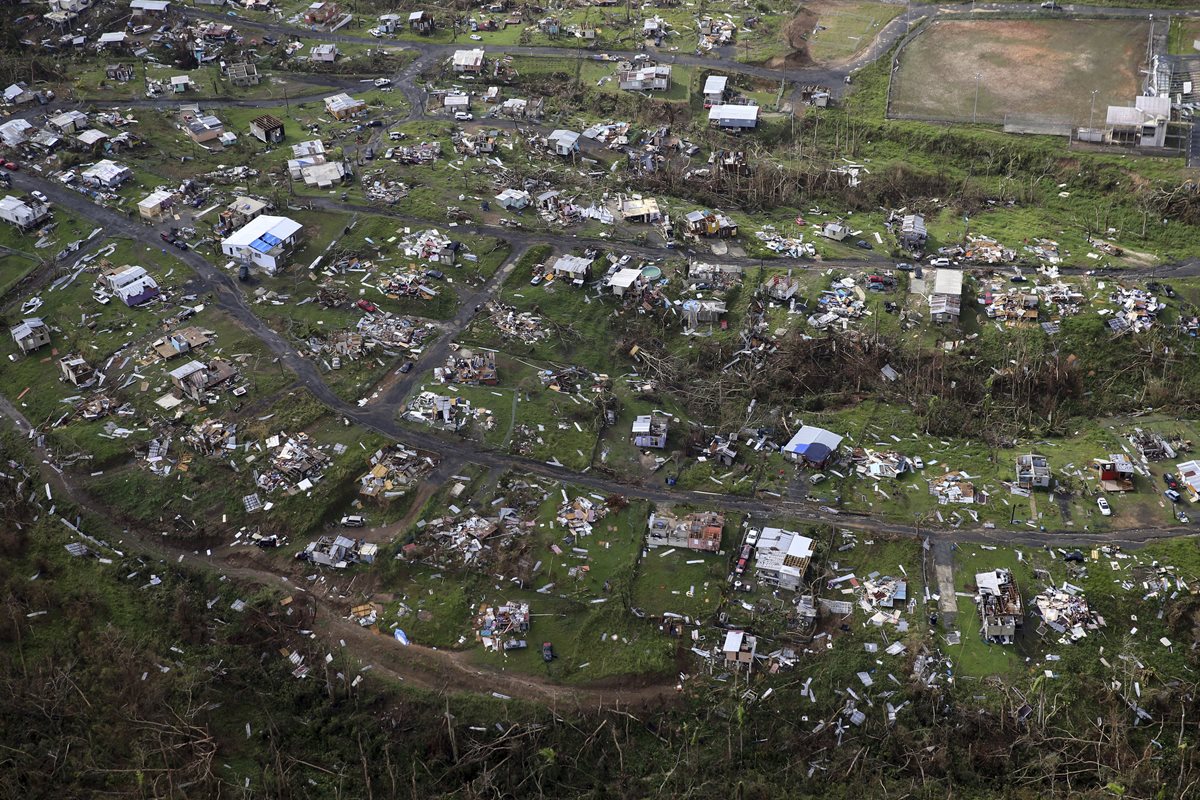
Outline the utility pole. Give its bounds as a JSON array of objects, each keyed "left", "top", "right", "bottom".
[
  {"left": 972, "top": 72, "right": 982, "bottom": 124},
  {"left": 1089, "top": 88, "right": 1098, "bottom": 130}
]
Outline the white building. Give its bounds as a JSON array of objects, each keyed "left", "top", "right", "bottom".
[
  {"left": 546, "top": 129, "right": 580, "bottom": 156},
  {"left": 81, "top": 159, "right": 132, "bottom": 188},
  {"left": 104, "top": 265, "right": 160, "bottom": 306},
  {"left": 48, "top": 110, "right": 89, "bottom": 133},
  {"left": 753, "top": 527, "right": 814, "bottom": 592},
  {"left": 451, "top": 48, "right": 486, "bottom": 73},
  {"left": 311, "top": 43, "right": 339, "bottom": 62},
  {"left": 930, "top": 268, "right": 963, "bottom": 323},
  {"left": 0, "top": 196, "right": 50, "bottom": 230},
  {"left": 702, "top": 75, "right": 727, "bottom": 106},
  {"left": 1106, "top": 95, "right": 1171, "bottom": 148},
  {"left": 221, "top": 215, "right": 303, "bottom": 275},
  {"left": 137, "top": 189, "right": 175, "bottom": 220}
]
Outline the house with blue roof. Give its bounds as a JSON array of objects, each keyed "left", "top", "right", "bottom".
[
  {"left": 220, "top": 215, "right": 303, "bottom": 275},
  {"left": 781, "top": 425, "right": 844, "bottom": 468}
]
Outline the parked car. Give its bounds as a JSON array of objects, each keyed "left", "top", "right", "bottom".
[
  {"left": 159, "top": 231, "right": 173, "bottom": 243},
  {"left": 734, "top": 544, "right": 753, "bottom": 575},
  {"left": 503, "top": 639, "right": 527, "bottom": 651},
  {"left": 809, "top": 473, "right": 828, "bottom": 485},
  {"left": 1040, "top": 1, "right": 1062, "bottom": 9},
  {"left": 529, "top": 274, "right": 543, "bottom": 286},
  {"left": 454, "top": 111, "right": 474, "bottom": 121},
  {"left": 745, "top": 528, "right": 759, "bottom": 547},
  {"left": 399, "top": 361, "right": 414, "bottom": 374},
  {"left": 30, "top": 190, "right": 47, "bottom": 203},
  {"left": 1165, "top": 489, "right": 1183, "bottom": 503},
  {"left": 340, "top": 515, "right": 366, "bottom": 527},
  {"left": 542, "top": 642, "right": 554, "bottom": 662},
  {"left": 854, "top": 239, "right": 873, "bottom": 250},
  {"left": 1097, "top": 497, "right": 1112, "bottom": 516},
  {"left": 424, "top": 269, "right": 444, "bottom": 280},
  {"left": 374, "top": 78, "right": 392, "bottom": 87},
  {"left": 389, "top": 131, "right": 403, "bottom": 140},
  {"left": 912, "top": 456, "right": 925, "bottom": 470},
  {"left": 929, "top": 257, "right": 951, "bottom": 267},
  {"left": 1164, "top": 473, "right": 1180, "bottom": 490},
  {"left": 3, "top": 161, "right": 17, "bottom": 171},
  {"left": 356, "top": 298, "right": 378, "bottom": 313},
  {"left": 263, "top": 35, "right": 278, "bottom": 45},
  {"left": 173, "top": 240, "right": 188, "bottom": 251},
  {"left": 895, "top": 262, "right": 914, "bottom": 271}
]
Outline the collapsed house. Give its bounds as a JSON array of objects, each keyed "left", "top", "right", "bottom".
[
  {"left": 1015, "top": 453, "right": 1051, "bottom": 490},
  {"left": 982, "top": 284, "right": 1039, "bottom": 326},
  {"left": 930, "top": 471, "right": 987, "bottom": 505},
  {"left": 299, "top": 535, "right": 376, "bottom": 568},
  {"left": 476, "top": 601, "right": 530, "bottom": 651},
  {"left": 852, "top": 449, "right": 913, "bottom": 480},
  {"left": 482, "top": 302, "right": 550, "bottom": 343},
  {"left": 1094, "top": 454, "right": 1135, "bottom": 492},
  {"left": 1105, "top": 286, "right": 1162, "bottom": 334},
  {"left": 556, "top": 495, "right": 609, "bottom": 538},
  {"left": 184, "top": 418, "right": 238, "bottom": 455},
  {"left": 256, "top": 433, "right": 330, "bottom": 493},
  {"left": 808, "top": 277, "right": 868, "bottom": 330},
  {"left": 646, "top": 510, "right": 723, "bottom": 553},
  {"left": 405, "top": 392, "right": 488, "bottom": 431},
  {"left": 975, "top": 569, "right": 1023, "bottom": 644},
  {"left": 358, "top": 444, "right": 433, "bottom": 500},
  {"left": 1128, "top": 429, "right": 1181, "bottom": 461},
  {"left": 1032, "top": 584, "right": 1104, "bottom": 642},
  {"left": 436, "top": 349, "right": 497, "bottom": 385},
  {"left": 859, "top": 574, "right": 909, "bottom": 626},
  {"left": 168, "top": 358, "right": 237, "bottom": 402}
]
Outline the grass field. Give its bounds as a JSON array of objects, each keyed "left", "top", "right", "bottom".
[
  {"left": 804, "top": 1, "right": 905, "bottom": 64},
  {"left": 890, "top": 19, "right": 1149, "bottom": 125}
]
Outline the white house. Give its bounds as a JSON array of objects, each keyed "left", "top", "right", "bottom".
[
  {"left": 708, "top": 104, "right": 758, "bottom": 129},
  {"left": 11, "top": 318, "right": 50, "bottom": 354},
  {"left": 137, "top": 189, "right": 175, "bottom": 220},
  {"left": 104, "top": 265, "right": 160, "bottom": 306},
  {"left": 929, "top": 268, "right": 963, "bottom": 323},
  {"left": 753, "top": 527, "right": 814, "bottom": 592},
  {"left": 221, "top": 215, "right": 303, "bottom": 275},
  {"left": 0, "top": 196, "right": 50, "bottom": 230},
  {"left": 311, "top": 43, "right": 339, "bottom": 62},
  {"left": 452, "top": 49, "right": 486, "bottom": 73},
  {"left": 546, "top": 129, "right": 580, "bottom": 156},
  {"left": 81, "top": 160, "right": 132, "bottom": 188},
  {"left": 48, "top": 110, "right": 89, "bottom": 133},
  {"left": 702, "top": 75, "right": 727, "bottom": 106}
]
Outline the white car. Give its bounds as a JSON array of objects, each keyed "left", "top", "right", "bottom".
[
  {"left": 469, "top": 34, "right": 483, "bottom": 40},
  {"left": 912, "top": 456, "right": 924, "bottom": 470},
  {"left": 929, "top": 257, "right": 951, "bottom": 267},
  {"left": 368, "top": 28, "right": 384, "bottom": 38},
  {"left": 745, "top": 529, "right": 759, "bottom": 547},
  {"left": 30, "top": 190, "right": 48, "bottom": 203},
  {"left": 374, "top": 78, "right": 392, "bottom": 87},
  {"left": 454, "top": 111, "right": 474, "bottom": 121},
  {"left": 1097, "top": 497, "right": 1112, "bottom": 516},
  {"left": 618, "top": 254, "right": 632, "bottom": 266}
]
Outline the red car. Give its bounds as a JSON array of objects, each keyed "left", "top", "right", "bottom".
[
  {"left": 3, "top": 162, "right": 18, "bottom": 171},
  {"left": 356, "top": 299, "right": 378, "bottom": 313}
]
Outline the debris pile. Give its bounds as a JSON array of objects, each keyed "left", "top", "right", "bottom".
[
  {"left": 436, "top": 349, "right": 497, "bottom": 385},
  {"left": 808, "top": 277, "right": 868, "bottom": 330},
  {"left": 1024, "top": 238, "right": 1061, "bottom": 264},
  {"left": 1033, "top": 583, "right": 1104, "bottom": 643},
  {"left": 852, "top": 449, "right": 912, "bottom": 479},
  {"left": 929, "top": 471, "right": 987, "bottom": 505},
  {"left": 184, "top": 418, "right": 238, "bottom": 455},
  {"left": 754, "top": 226, "right": 815, "bottom": 258},
  {"left": 484, "top": 302, "right": 550, "bottom": 343},
  {"left": 297, "top": 535, "right": 376, "bottom": 569},
  {"left": 405, "top": 391, "right": 491, "bottom": 431},
  {"left": 963, "top": 236, "right": 1015, "bottom": 264},
  {"left": 556, "top": 494, "right": 610, "bottom": 538},
  {"left": 858, "top": 574, "right": 909, "bottom": 626},
  {"left": 1104, "top": 286, "right": 1162, "bottom": 334},
  {"left": 358, "top": 445, "right": 435, "bottom": 500},
  {"left": 476, "top": 600, "right": 530, "bottom": 651},
  {"left": 982, "top": 284, "right": 1039, "bottom": 326},
  {"left": 256, "top": 433, "right": 330, "bottom": 494}
]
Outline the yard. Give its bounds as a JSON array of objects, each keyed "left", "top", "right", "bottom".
[{"left": 890, "top": 19, "right": 1149, "bottom": 125}]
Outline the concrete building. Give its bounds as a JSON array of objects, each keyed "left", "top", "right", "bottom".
[
  {"left": 311, "top": 43, "right": 338, "bottom": 62},
  {"left": 753, "top": 527, "right": 814, "bottom": 592},
  {"left": 929, "top": 268, "right": 963, "bottom": 323},
  {"left": 1106, "top": 95, "right": 1171, "bottom": 148},
  {"left": 221, "top": 215, "right": 303, "bottom": 275},
  {"left": 546, "top": 129, "right": 580, "bottom": 156},
  {"left": 617, "top": 64, "right": 671, "bottom": 91},
  {"left": 324, "top": 93, "right": 365, "bottom": 119},
  {"left": 781, "top": 425, "right": 843, "bottom": 468},
  {"left": 81, "top": 159, "right": 132, "bottom": 188},
  {"left": 0, "top": 196, "right": 50, "bottom": 230},
  {"left": 702, "top": 75, "right": 727, "bottom": 106},
  {"left": 249, "top": 114, "right": 284, "bottom": 144},
  {"left": 1015, "top": 453, "right": 1051, "bottom": 490}
]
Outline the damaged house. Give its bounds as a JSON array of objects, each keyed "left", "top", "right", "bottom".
[
  {"left": 781, "top": 425, "right": 843, "bottom": 468},
  {"left": 754, "top": 527, "right": 814, "bottom": 592},
  {"left": 632, "top": 413, "right": 669, "bottom": 449},
  {"left": 646, "top": 509, "right": 723, "bottom": 553},
  {"left": 1033, "top": 584, "right": 1105, "bottom": 642},
  {"left": 358, "top": 444, "right": 433, "bottom": 501},
  {"left": 258, "top": 433, "right": 331, "bottom": 493},
  {"left": 975, "top": 569, "right": 1023, "bottom": 644},
  {"left": 168, "top": 359, "right": 237, "bottom": 402},
  {"left": 1015, "top": 453, "right": 1051, "bottom": 490},
  {"left": 1094, "top": 454, "right": 1135, "bottom": 492}
]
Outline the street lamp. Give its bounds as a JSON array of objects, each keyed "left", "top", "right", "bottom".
[
  {"left": 1089, "top": 88, "right": 1099, "bottom": 130},
  {"left": 973, "top": 72, "right": 982, "bottom": 124}
]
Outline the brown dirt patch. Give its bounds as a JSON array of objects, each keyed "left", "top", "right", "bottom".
[{"left": 765, "top": 9, "right": 819, "bottom": 68}]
